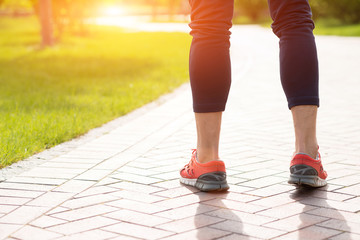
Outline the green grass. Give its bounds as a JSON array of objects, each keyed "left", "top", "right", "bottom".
[
  {"left": 259, "top": 18, "right": 360, "bottom": 37},
  {"left": 313, "top": 19, "right": 360, "bottom": 36},
  {"left": 0, "top": 16, "right": 191, "bottom": 168}
]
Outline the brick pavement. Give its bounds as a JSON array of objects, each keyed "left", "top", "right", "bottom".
[{"left": 1, "top": 25, "right": 360, "bottom": 240}]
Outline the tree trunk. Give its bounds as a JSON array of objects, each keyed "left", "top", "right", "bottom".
[
  {"left": 39, "top": 0, "right": 54, "bottom": 47},
  {"left": 151, "top": 0, "right": 158, "bottom": 22}
]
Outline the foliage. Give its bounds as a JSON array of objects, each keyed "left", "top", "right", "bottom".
[
  {"left": 235, "top": 0, "right": 269, "bottom": 23},
  {"left": 0, "top": 0, "right": 32, "bottom": 13},
  {"left": 311, "top": 0, "right": 360, "bottom": 24},
  {"left": 314, "top": 20, "right": 360, "bottom": 36},
  {"left": 233, "top": 0, "right": 360, "bottom": 25},
  {"left": 0, "top": 16, "right": 191, "bottom": 168},
  {"left": 28, "top": 0, "right": 99, "bottom": 39},
  {"left": 2, "top": 0, "right": 360, "bottom": 25}
]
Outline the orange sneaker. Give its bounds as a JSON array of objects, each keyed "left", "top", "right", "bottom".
[
  {"left": 180, "top": 149, "right": 229, "bottom": 191},
  {"left": 288, "top": 151, "right": 328, "bottom": 187}
]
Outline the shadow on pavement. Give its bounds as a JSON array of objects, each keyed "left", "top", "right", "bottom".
[
  {"left": 194, "top": 189, "right": 249, "bottom": 240},
  {"left": 290, "top": 186, "right": 352, "bottom": 239}
]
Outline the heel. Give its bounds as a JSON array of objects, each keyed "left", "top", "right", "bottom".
[
  {"left": 195, "top": 172, "right": 229, "bottom": 192},
  {"left": 288, "top": 174, "right": 327, "bottom": 187}
]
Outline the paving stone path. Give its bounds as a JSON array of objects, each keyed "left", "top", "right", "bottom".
[{"left": 1, "top": 25, "right": 360, "bottom": 240}]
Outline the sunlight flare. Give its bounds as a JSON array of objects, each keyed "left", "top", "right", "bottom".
[{"left": 102, "top": 6, "right": 127, "bottom": 17}]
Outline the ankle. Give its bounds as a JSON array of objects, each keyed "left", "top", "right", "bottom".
[
  {"left": 196, "top": 149, "right": 220, "bottom": 164},
  {"left": 295, "top": 143, "right": 318, "bottom": 159}
]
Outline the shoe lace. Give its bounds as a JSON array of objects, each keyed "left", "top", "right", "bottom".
[{"left": 184, "top": 149, "right": 197, "bottom": 176}]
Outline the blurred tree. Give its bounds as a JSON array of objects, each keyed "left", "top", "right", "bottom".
[
  {"left": 142, "top": 0, "right": 184, "bottom": 22},
  {"left": 309, "top": 1, "right": 322, "bottom": 20},
  {"left": 311, "top": 0, "right": 360, "bottom": 24},
  {"left": 168, "top": 0, "right": 181, "bottom": 21},
  {"left": 29, "top": 0, "right": 98, "bottom": 39},
  {"left": 29, "top": 0, "right": 39, "bottom": 16},
  {"left": 150, "top": 0, "right": 159, "bottom": 21},
  {"left": 39, "top": 0, "right": 54, "bottom": 46},
  {"left": 0, "top": 0, "right": 33, "bottom": 15},
  {"left": 235, "top": 0, "right": 268, "bottom": 22}
]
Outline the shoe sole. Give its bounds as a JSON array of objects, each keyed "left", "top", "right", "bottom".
[
  {"left": 288, "top": 174, "right": 327, "bottom": 187},
  {"left": 180, "top": 172, "right": 229, "bottom": 192}
]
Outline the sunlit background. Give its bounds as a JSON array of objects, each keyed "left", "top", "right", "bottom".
[
  {"left": 0, "top": 0, "right": 192, "bottom": 37},
  {"left": 1, "top": 0, "right": 360, "bottom": 40}
]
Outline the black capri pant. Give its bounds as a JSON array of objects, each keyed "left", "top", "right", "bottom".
[{"left": 189, "top": 0, "right": 319, "bottom": 112}]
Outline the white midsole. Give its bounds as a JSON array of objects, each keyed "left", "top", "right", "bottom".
[
  {"left": 315, "top": 177, "right": 327, "bottom": 187},
  {"left": 289, "top": 175, "right": 327, "bottom": 187},
  {"left": 179, "top": 177, "right": 197, "bottom": 186}
]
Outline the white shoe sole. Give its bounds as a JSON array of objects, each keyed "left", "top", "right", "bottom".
[
  {"left": 288, "top": 175, "right": 327, "bottom": 187},
  {"left": 179, "top": 174, "right": 229, "bottom": 192}
]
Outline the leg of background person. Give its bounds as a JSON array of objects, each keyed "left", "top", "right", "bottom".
[
  {"left": 189, "top": 0, "right": 234, "bottom": 163},
  {"left": 268, "top": 0, "right": 319, "bottom": 158}
]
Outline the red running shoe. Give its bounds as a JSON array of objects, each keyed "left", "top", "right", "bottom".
[
  {"left": 288, "top": 151, "right": 327, "bottom": 187},
  {"left": 180, "top": 150, "right": 229, "bottom": 192}
]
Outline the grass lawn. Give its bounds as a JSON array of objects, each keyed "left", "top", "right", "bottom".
[
  {"left": 259, "top": 18, "right": 360, "bottom": 37},
  {"left": 0, "top": 17, "right": 191, "bottom": 168},
  {"left": 314, "top": 20, "right": 360, "bottom": 37}
]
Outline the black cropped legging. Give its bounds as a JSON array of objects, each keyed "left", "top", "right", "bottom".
[{"left": 189, "top": 0, "right": 319, "bottom": 112}]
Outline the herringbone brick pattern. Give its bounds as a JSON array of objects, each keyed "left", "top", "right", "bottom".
[{"left": 1, "top": 25, "right": 360, "bottom": 240}]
